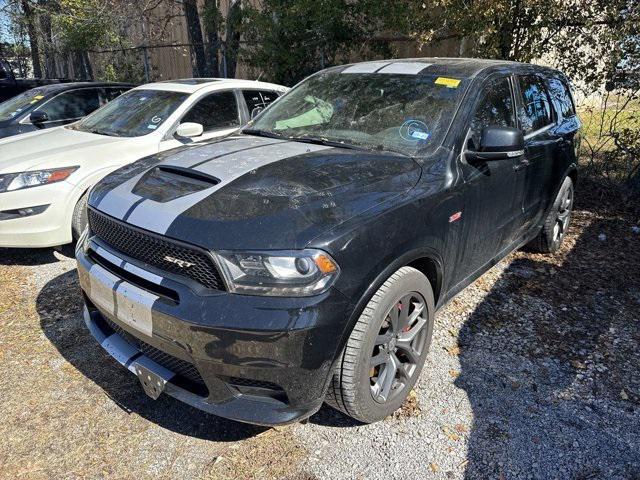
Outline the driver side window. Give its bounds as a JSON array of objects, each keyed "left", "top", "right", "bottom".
[
  {"left": 182, "top": 91, "right": 239, "bottom": 132},
  {"left": 469, "top": 77, "right": 515, "bottom": 149}
]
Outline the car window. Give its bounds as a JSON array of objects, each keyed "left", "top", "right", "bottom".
[
  {"left": 72, "top": 89, "right": 188, "bottom": 137},
  {"left": 242, "top": 90, "right": 280, "bottom": 116},
  {"left": 547, "top": 78, "right": 576, "bottom": 120},
  {"left": 0, "top": 89, "right": 47, "bottom": 121},
  {"left": 517, "top": 75, "right": 553, "bottom": 133},
  {"left": 38, "top": 89, "right": 101, "bottom": 121},
  {"left": 469, "top": 77, "right": 515, "bottom": 149},
  {"left": 182, "top": 91, "right": 239, "bottom": 131}
]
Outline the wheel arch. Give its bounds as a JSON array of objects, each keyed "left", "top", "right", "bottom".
[{"left": 333, "top": 248, "right": 445, "bottom": 362}]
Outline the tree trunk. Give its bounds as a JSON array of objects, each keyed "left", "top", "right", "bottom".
[
  {"left": 21, "top": 0, "right": 42, "bottom": 78},
  {"left": 183, "top": 0, "right": 209, "bottom": 77},
  {"left": 40, "top": 10, "right": 56, "bottom": 77},
  {"left": 203, "top": 0, "right": 220, "bottom": 77},
  {"left": 225, "top": 0, "right": 242, "bottom": 78}
]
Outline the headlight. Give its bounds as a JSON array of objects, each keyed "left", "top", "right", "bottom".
[
  {"left": 0, "top": 167, "right": 79, "bottom": 192},
  {"left": 214, "top": 249, "right": 340, "bottom": 297}
]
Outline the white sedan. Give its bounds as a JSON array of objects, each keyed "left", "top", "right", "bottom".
[{"left": 0, "top": 78, "right": 287, "bottom": 248}]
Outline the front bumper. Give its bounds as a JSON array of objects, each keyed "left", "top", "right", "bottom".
[
  {"left": 0, "top": 181, "right": 76, "bottom": 247},
  {"left": 77, "top": 238, "right": 354, "bottom": 425}
]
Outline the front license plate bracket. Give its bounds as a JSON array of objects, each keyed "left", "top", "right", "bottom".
[{"left": 133, "top": 361, "right": 174, "bottom": 400}]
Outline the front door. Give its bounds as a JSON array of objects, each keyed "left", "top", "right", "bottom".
[
  {"left": 455, "top": 75, "right": 523, "bottom": 280},
  {"left": 160, "top": 90, "right": 241, "bottom": 151}
]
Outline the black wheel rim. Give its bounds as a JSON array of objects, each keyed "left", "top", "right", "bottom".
[
  {"left": 553, "top": 185, "right": 573, "bottom": 243},
  {"left": 369, "top": 292, "right": 429, "bottom": 404}
]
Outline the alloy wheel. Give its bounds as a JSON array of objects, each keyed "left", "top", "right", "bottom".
[
  {"left": 369, "top": 292, "right": 429, "bottom": 403},
  {"left": 553, "top": 185, "right": 574, "bottom": 242}
]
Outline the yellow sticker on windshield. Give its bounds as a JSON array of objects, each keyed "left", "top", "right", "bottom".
[
  {"left": 435, "top": 77, "right": 461, "bottom": 88},
  {"left": 30, "top": 95, "right": 45, "bottom": 104}
]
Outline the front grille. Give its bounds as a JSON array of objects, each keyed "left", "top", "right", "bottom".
[
  {"left": 88, "top": 208, "right": 225, "bottom": 290},
  {"left": 103, "top": 316, "right": 206, "bottom": 388}
]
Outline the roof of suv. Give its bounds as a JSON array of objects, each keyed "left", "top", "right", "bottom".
[
  {"left": 138, "top": 78, "right": 288, "bottom": 94},
  {"left": 327, "top": 57, "right": 561, "bottom": 80}
]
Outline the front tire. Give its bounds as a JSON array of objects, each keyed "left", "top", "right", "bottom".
[
  {"left": 325, "top": 267, "right": 435, "bottom": 423},
  {"left": 71, "top": 191, "right": 89, "bottom": 242}
]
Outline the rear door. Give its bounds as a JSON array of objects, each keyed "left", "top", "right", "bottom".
[
  {"left": 514, "top": 75, "right": 558, "bottom": 229},
  {"left": 456, "top": 75, "right": 522, "bottom": 279}
]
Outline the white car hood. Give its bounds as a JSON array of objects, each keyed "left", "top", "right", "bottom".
[{"left": 0, "top": 127, "right": 147, "bottom": 174}]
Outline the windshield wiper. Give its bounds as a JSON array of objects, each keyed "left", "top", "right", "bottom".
[
  {"left": 86, "top": 128, "right": 119, "bottom": 137},
  {"left": 241, "top": 128, "right": 287, "bottom": 140},
  {"left": 243, "top": 129, "right": 411, "bottom": 157},
  {"left": 287, "top": 135, "right": 366, "bottom": 151}
]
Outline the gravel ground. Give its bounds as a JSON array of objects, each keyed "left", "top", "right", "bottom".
[{"left": 1, "top": 184, "right": 639, "bottom": 480}]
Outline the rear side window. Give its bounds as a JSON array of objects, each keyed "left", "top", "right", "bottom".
[
  {"left": 182, "top": 91, "right": 239, "bottom": 131},
  {"left": 547, "top": 78, "right": 576, "bottom": 119},
  {"left": 242, "top": 90, "right": 279, "bottom": 116},
  {"left": 517, "top": 75, "right": 553, "bottom": 133},
  {"left": 38, "top": 89, "right": 101, "bottom": 121},
  {"left": 469, "top": 77, "right": 515, "bottom": 148}
]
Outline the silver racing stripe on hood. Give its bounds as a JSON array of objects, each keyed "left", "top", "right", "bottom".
[
  {"left": 123, "top": 141, "right": 332, "bottom": 234},
  {"left": 95, "top": 135, "right": 287, "bottom": 220},
  {"left": 95, "top": 174, "right": 146, "bottom": 219}
]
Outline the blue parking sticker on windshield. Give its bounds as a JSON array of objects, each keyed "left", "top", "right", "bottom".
[
  {"left": 147, "top": 124, "right": 158, "bottom": 130},
  {"left": 400, "top": 120, "right": 430, "bottom": 142}
]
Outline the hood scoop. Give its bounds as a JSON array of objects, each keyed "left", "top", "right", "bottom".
[{"left": 132, "top": 165, "right": 220, "bottom": 203}]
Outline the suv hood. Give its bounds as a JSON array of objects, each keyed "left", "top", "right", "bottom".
[{"left": 90, "top": 135, "right": 422, "bottom": 250}]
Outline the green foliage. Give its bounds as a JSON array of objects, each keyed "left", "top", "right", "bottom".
[
  {"left": 241, "top": 0, "right": 402, "bottom": 85},
  {"left": 52, "top": 0, "right": 117, "bottom": 51},
  {"left": 408, "top": 0, "right": 638, "bottom": 94}
]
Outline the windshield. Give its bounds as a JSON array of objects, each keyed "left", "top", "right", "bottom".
[
  {"left": 247, "top": 71, "right": 467, "bottom": 156},
  {"left": 0, "top": 89, "right": 47, "bottom": 122},
  {"left": 73, "top": 89, "right": 188, "bottom": 137}
]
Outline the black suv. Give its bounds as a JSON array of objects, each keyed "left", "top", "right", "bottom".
[{"left": 76, "top": 58, "right": 580, "bottom": 425}]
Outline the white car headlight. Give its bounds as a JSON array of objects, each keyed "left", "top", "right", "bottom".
[
  {"left": 214, "top": 249, "right": 340, "bottom": 297},
  {"left": 0, "top": 166, "right": 78, "bottom": 192}
]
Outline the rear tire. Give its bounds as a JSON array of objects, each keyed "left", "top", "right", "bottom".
[
  {"left": 71, "top": 192, "right": 89, "bottom": 242},
  {"left": 325, "top": 267, "right": 435, "bottom": 423},
  {"left": 528, "top": 176, "right": 574, "bottom": 253}
]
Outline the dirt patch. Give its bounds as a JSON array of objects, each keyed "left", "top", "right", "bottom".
[{"left": 205, "top": 426, "right": 313, "bottom": 480}]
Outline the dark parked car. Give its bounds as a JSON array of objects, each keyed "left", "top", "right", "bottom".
[
  {"left": 0, "top": 57, "right": 72, "bottom": 102},
  {"left": 0, "top": 82, "right": 133, "bottom": 139},
  {"left": 76, "top": 58, "right": 580, "bottom": 425}
]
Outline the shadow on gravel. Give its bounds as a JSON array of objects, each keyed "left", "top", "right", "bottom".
[
  {"left": 309, "top": 404, "right": 362, "bottom": 427},
  {"left": 457, "top": 213, "right": 640, "bottom": 479},
  {"left": 0, "top": 245, "right": 75, "bottom": 266},
  {"left": 37, "top": 269, "right": 265, "bottom": 442}
]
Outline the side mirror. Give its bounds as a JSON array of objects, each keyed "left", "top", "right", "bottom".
[
  {"left": 175, "top": 122, "right": 204, "bottom": 138},
  {"left": 250, "top": 106, "right": 264, "bottom": 119},
  {"left": 466, "top": 127, "right": 525, "bottom": 160},
  {"left": 30, "top": 110, "right": 49, "bottom": 125}
]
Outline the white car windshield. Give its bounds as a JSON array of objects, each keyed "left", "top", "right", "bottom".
[
  {"left": 72, "top": 89, "right": 188, "bottom": 137},
  {"left": 246, "top": 71, "right": 468, "bottom": 156}
]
